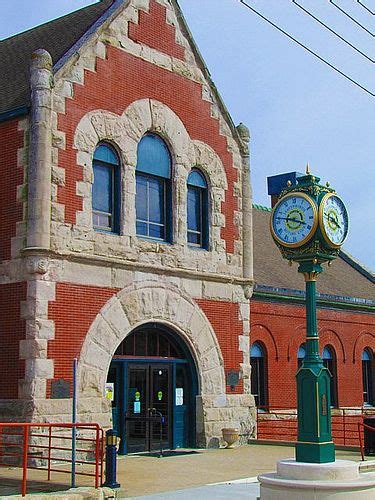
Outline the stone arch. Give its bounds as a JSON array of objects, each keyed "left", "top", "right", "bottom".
[
  {"left": 250, "top": 324, "right": 279, "bottom": 361},
  {"left": 353, "top": 331, "right": 375, "bottom": 363},
  {"left": 74, "top": 109, "right": 133, "bottom": 162},
  {"left": 72, "top": 98, "right": 195, "bottom": 173},
  {"left": 192, "top": 140, "right": 228, "bottom": 191},
  {"left": 77, "top": 281, "right": 226, "bottom": 400},
  {"left": 74, "top": 100, "right": 234, "bottom": 247}
]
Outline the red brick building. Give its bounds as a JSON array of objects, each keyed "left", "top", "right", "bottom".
[
  {"left": 0, "top": 0, "right": 254, "bottom": 452},
  {"left": 251, "top": 205, "right": 374, "bottom": 444},
  {"left": 0, "top": 0, "right": 373, "bottom": 455}
]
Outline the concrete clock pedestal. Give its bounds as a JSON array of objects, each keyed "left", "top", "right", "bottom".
[{"left": 258, "top": 459, "right": 375, "bottom": 499}]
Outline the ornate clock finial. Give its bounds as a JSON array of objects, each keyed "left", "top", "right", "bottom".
[{"left": 306, "top": 162, "right": 311, "bottom": 175}]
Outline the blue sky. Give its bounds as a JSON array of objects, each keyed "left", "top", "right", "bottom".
[{"left": 1, "top": 0, "right": 374, "bottom": 272}]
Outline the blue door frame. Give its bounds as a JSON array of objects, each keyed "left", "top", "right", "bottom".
[{"left": 109, "top": 357, "right": 197, "bottom": 454}]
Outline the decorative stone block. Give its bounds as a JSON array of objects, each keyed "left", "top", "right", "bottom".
[
  {"left": 19, "top": 339, "right": 48, "bottom": 360},
  {"left": 25, "top": 359, "right": 54, "bottom": 379}
]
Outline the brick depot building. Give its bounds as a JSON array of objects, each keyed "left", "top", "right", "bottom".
[
  {"left": 251, "top": 205, "right": 374, "bottom": 443},
  {"left": 0, "top": 0, "right": 255, "bottom": 452},
  {"left": 0, "top": 0, "right": 373, "bottom": 455}
]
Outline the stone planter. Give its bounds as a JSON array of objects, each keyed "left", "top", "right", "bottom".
[{"left": 222, "top": 428, "right": 239, "bottom": 448}]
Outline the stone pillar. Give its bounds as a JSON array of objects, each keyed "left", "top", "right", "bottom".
[
  {"left": 236, "top": 123, "right": 253, "bottom": 282},
  {"left": 27, "top": 49, "right": 53, "bottom": 250}
]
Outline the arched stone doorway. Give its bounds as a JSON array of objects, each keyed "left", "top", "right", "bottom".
[
  {"left": 77, "top": 282, "right": 229, "bottom": 450},
  {"left": 107, "top": 323, "right": 198, "bottom": 454}
]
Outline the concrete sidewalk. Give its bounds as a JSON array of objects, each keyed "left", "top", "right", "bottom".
[
  {"left": 115, "top": 445, "right": 360, "bottom": 498},
  {"left": 0, "top": 444, "right": 362, "bottom": 498},
  {"left": 132, "top": 479, "right": 261, "bottom": 499}
]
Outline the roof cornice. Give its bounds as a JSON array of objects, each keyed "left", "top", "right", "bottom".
[
  {"left": 253, "top": 284, "right": 375, "bottom": 313},
  {"left": 0, "top": 105, "right": 28, "bottom": 123},
  {"left": 339, "top": 250, "right": 374, "bottom": 284}
]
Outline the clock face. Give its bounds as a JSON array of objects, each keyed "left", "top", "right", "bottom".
[
  {"left": 271, "top": 193, "right": 318, "bottom": 248},
  {"left": 319, "top": 193, "right": 349, "bottom": 248}
]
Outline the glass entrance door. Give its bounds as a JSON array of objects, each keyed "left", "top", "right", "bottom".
[
  {"left": 126, "top": 364, "right": 148, "bottom": 453},
  {"left": 126, "top": 363, "right": 171, "bottom": 453}
]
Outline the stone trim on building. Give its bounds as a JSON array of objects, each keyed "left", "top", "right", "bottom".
[
  {"left": 19, "top": 257, "right": 56, "bottom": 400},
  {"left": 48, "top": 0, "right": 245, "bottom": 273},
  {"left": 76, "top": 279, "right": 254, "bottom": 445},
  {"left": 10, "top": 117, "right": 29, "bottom": 260},
  {"left": 61, "top": 100, "right": 230, "bottom": 270}
]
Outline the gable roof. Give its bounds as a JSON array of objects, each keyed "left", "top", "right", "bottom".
[
  {"left": 253, "top": 205, "right": 374, "bottom": 303},
  {"left": 0, "top": 0, "right": 241, "bottom": 149},
  {"left": 0, "top": 0, "right": 114, "bottom": 115}
]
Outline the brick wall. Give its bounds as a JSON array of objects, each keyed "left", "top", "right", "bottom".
[
  {"left": 197, "top": 299, "right": 244, "bottom": 394},
  {"left": 57, "top": 3, "right": 238, "bottom": 251},
  {"left": 128, "top": 1, "right": 185, "bottom": 60},
  {"left": 0, "top": 118, "right": 24, "bottom": 261},
  {"left": 47, "top": 284, "right": 244, "bottom": 396},
  {"left": 47, "top": 283, "right": 119, "bottom": 393},
  {"left": 0, "top": 282, "right": 27, "bottom": 398},
  {"left": 251, "top": 298, "right": 375, "bottom": 409}
]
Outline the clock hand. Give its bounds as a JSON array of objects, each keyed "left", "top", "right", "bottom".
[
  {"left": 324, "top": 213, "right": 341, "bottom": 229},
  {"left": 276, "top": 216, "right": 306, "bottom": 225}
]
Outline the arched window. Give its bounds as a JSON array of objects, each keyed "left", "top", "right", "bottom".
[
  {"left": 136, "top": 134, "right": 172, "bottom": 241},
  {"left": 92, "top": 143, "right": 120, "bottom": 232},
  {"left": 187, "top": 169, "right": 208, "bottom": 248},
  {"left": 322, "top": 346, "right": 338, "bottom": 408},
  {"left": 362, "top": 348, "right": 374, "bottom": 406},
  {"left": 297, "top": 344, "right": 306, "bottom": 369},
  {"left": 250, "top": 342, "right": 268, "bottom": 408}
]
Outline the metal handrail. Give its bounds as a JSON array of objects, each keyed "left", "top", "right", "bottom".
[
  {"left": 256, "top": 406, "right": 372, "bottom": 451},
  {"left": 0, "top": 422, "right": 104, "bottom": 497},
  {"left": 358, "top": 422, "right": 375, "bottom": 461}
]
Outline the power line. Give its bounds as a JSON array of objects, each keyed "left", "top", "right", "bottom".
[
  {"left": 329, "top": 0, "right": 374, "bottom": 37},
  {"left": 357, "top": 0, "right": 375, "bottom": 16},
  {"left": 292, "top": 0, "right": 374, "bottom": 62},
  {"left": 238, "top": 1, "right": 374, "bottom": 97},
  {"left": 292, "top": 0, "right": 375, "bottom": 63}
]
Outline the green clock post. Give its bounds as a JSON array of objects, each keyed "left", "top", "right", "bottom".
[{"left": 270, "top": 165, "right": 349, "bottom": 464}]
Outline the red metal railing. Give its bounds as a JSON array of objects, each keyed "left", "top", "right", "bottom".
[
  {"left": 0, "top": 422, "right": 104, "bottom": 497},
  {"left": 358, "top": 422, "right": 375, "bottom": 461},
  {"left": 256, "top": 406, "right": 373, "bottom": 450}
]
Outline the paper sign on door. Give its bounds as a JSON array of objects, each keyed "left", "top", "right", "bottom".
[
  {"left": 176, "top": 388, "right": 184, "bottom": 406},
  {"left": 134, "top": 401, "right": 141, "bottom": 414}
]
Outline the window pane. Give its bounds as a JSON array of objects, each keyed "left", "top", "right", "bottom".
[
  {"left": 94, "top": 212, "right": 111, "bottom": 229},
  {"left": 123, "top": 336, "right": 134, "bottom": 356},
  {"left": 250, "top": 343, "right": 264, "bottom": 358},
  {"left": 362, "top": 349, "right": 371, "bottom": 361},
  {"left": 148, "top": 333, "right": 157, "bottom": 356},
  {"left": 159, "top": 335, "right": 169, "bottom": 357},
  {"left": 137, "top": 134, "right": 171, "bottom": 178},
  {"left": 188, "top": 231, "right": 200, "bottom": 245},
  {"left": 322, "top": 347, "right": 333, "bottom": 360},
  {"left": 136, "top": 175, "right": 148, "bottom": 221},
  {"left": 136, "top": 221, "right": 148, "bottom": 236},
  {"left": 149, "top": 178, "right": 164, "bottom": 224},
  {"left": 298, "top": 346, "right": 306, "bottom": 359},
  {"left": 188, "top": 170, "right": 207, "bottom": 188},
  {"left": 135, "top": 330, "right": 147, "bottom": 356},
  {"left": 149, "top": 224, "right": 164, "bottom": 239},
  {"left": 136, "top": 174, "right": 166, "bottom": 240},
  {"left": 187, "top": 187, "right": 201, "bottom": 231},
  {"left": 93, "top": 164, "right": 112, "bottom": 212},
  {"left": 94, "top": 144, "right": 119, "bottom": 165}
]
